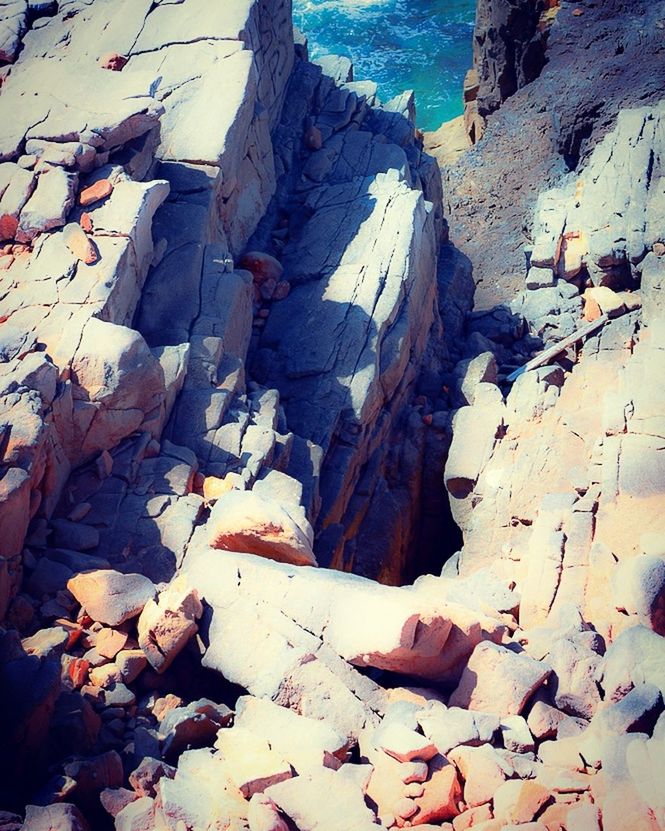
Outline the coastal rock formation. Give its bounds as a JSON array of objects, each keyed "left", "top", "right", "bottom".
[{"left": 0, "top": 0, "right": 664, "bottom": 829}]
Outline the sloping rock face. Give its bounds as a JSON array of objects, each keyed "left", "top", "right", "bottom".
[
  {"left": 446, "top": 102, "right": 665, "bottom": 645},
  {"left": 0, "top": 0, "right": 444, "bottom": 618},
  {"left": 437, "top": 0, "right": 665, "bottom": 310}
]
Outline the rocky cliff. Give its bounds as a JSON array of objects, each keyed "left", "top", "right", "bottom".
[{"left": 1, "top": 0, "right": 665, "bottom": 830}]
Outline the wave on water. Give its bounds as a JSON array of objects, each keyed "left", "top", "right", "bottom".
[{"left": 293, "top": 0, "right": 476, "bottom": 131}]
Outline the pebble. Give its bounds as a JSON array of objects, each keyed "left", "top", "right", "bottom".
[{"left": 79, "top": 178, "right": 113, "bottom": 207}]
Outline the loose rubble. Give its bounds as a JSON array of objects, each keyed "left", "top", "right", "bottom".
[{"left": 0, "top": 0, "right": 664, "bottom": 829}]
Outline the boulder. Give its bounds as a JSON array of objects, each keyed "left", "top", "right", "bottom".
[
  {"left": 67, "top": 570, "right": 156, "bottom": 626},
  {"left": 208, "top": 489, "right": 316, "bottom": 567},
  {"left": 449, "top": 642, "right": 551, "bottom": 716},
  {"left": 265, "top": 768, "right": 378, "bottom": 831},
  {"left": 21, "top": 804, "right": 89, "bottom": 831},
  {"left": 612, "top": 555, "right": 665, "bottom": 635}
]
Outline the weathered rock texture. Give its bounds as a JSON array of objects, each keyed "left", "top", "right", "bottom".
[
  {"left": 2, "top": 0, "right": 665, "bottom": 830},
  {"left": 436, "top": 0, "right": 665, "bottom": 309}
]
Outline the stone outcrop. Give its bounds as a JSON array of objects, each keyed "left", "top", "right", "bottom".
[{"left": 1, "top": 0, "right": 665, "bottom": 829}]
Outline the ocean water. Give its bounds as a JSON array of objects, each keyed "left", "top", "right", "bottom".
[{"left": 292, "top": 0, "right": 476, "bottom": 132}]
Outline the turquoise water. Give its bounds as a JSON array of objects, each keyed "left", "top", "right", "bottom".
[{"left": 292, "top": 0, "right": 476, "bottom": 132}]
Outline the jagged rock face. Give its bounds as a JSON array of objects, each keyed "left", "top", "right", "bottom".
[
  {"left": 0, "top": 0, "right": 444, "bottom": 613},
  {"left": 472, "top": 0, "right": 549, "bottom": 119},
  {"left": 446, "top": 101, "right": 665, "bottom": 644},
  {"left": 439, "top": 0, "right": 665, "bottom": 310}
]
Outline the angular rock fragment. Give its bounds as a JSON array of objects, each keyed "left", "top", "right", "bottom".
[
  {"left": 449, "top": 642, "right": 551, "bottom": 716},
  {"left": 137, "top": 576, "right": 202, "bottom": 672},
  {"left": 67, "top": 570, "right": 156, "bottom": 626}
]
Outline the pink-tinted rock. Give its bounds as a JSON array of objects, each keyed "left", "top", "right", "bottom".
[
  {"left": 208, "top": 489, "right": 316, "bottom": 567},
  {"left": 137, "top": 576, "right": 202, "bottom": 673},
  {"left": 62, "top": 222, "right": 98, "bottom": 264},
  {"left": 99, "top": 52, "right": 128, "bottom": 71},
  {"left": 67, "top": 570, "right": 156, "bottom": 626},
  {"left": 240, "top": 251, "right": 284, "bottom": 284},
  {"left": 78, "top": 178, "right": 113, "bottom": 207}
]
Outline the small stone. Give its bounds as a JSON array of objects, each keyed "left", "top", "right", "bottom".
[
  {"left": 68, "top": 658, "right": 90, "bottom": 688},
  {"left": 99, "top": 52, "right": 128, "bottom": 71},
  {"left": 96, "top": 628, "right": 129, "bottom": 660},
  {"left": 78, "top": 178, "right": 113, "bottom": 207},
  {"left": 103, "top": 683, "right": 136, "bottom": 708},
  {"left": 260, "top": 277, "right": 277, "bottom": 300},
  {"left": 305, "top": 126, "right": 323, "bottom": 150},
  {"left": 80, "top": 211, "right": 93, "bottom": 233},
  {"left": 202, "top": 475, "right": 234, "bottom": 502},
  {"left": 653, "top": 242, "right": 665, "bottom": 257},
  {"left": 116, "top": 649, "right": 147, "bottom": 684},
  {"left": 89, "top": 663, "right": 122, "bottom": 688},
  {"left": 100, "top": 787, "right": 139, "bottom": 817},
  {"left": 22, "top": 626, "right": 69, "bottom": 659},
  {"left": 128, "top": 757, "right": 176, "bottom": 798},
  {"left": 240, "top": 251, "right": 284, "bottom": 284},
  {"left": 62, "top": 222, "right": 98, "bottom": 264},
  {"left": 394, "top": 797, "right": 418, "bottom": 820},
  {"left": 373, "top": 722, "right": 438, "bottom": 763},
  {"left": 272, "top": 280, "right": 291, "bottom": 300}
]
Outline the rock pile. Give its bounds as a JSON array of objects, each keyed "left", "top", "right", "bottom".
[{"left": 1, "top": 0, "right": 664, "bottom": 829}]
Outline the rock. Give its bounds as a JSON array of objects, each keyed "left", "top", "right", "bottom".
[
  {"left": 128, "top": 758, "right": 176, "bottom": 798},
  {"left": 161, "top": 698, "right": 233, "bottom": 760},
  {"left": 215, "top": 726, "right": 293, "bottom": 798},
  {"left": 16, "top": 167, "right": 76, "bottom": 242},
  {"left": 21, "top": 626, "right": 68, "bottom": 660},
  {"left": 27, "top": 558, "right": 73, "bottom": 598},
  {"left": 67, "top": 570, "right": 155, "bottom": 626},
  {"left": 99, "top": 53, "right": 128, "bottom": 71},
  {"left": 0, "top": 167, "right": 35, "bottom": 240},
  {"left": 62, "top": 222, "right": 98, "bottom": 264},
  {"left": 50, "top": 519, "right": 99, "bottom": 552},
  {"left": 137, "top": 576, "right": 202, "bottom": 673},
  {"left": 526, "top": 700, "right": 568, "bottom": 740},
  {"left": 547, "top": 636, "right": 603, "bottom": 719},
  {"left": 114, "top": 797, "right": 155, "bottom": 831},
  {"left": 591, "top": 682, "right": 663, "bottom": 736},
  {"left": 612, "top": 555, "right": 665, "bottom": 635},
  {"left": 202, "top": 475, "right": 234, "bottom": 502},
  {"left": 95, "top": 628, "right": 128, "bottom": 660},
  {"left": 233, "top": 696, "right": 349, "bottom": 774},
  {"left": 79, "top": 178, "right": 113, "bottom": 206},
  {"left": 492, "top": 779, "right": 551, "bottom": 824},
  {"left": 240, "top": 251, "right": 284, "bottom": 284},
  {"left": 115, "top": 649, "right": 147, "bottom": 684},
  {"left": 208, "top": 489, "right": 317, "bottom": 567},
  {"left": 499, "top": 715, "right": 535, "bottom": 754},
  {"left": 372, "top": 722, "right": 438, "bottom": 763},
  {"left": 584, "top": 286, "right": 626, "bottom": 318},
  {"left": 410, "top": 755, "right": 462, "bottom": 825},
  {"left": 99, "top": 788, "right": 138, "bottom": 818},
  {"left": 247, "top": 793, "right": 290, "bottom": 831},
  {"left": 417, "top": 703, "right": 499, "bottom": 755},
  {"left": 21, "top": 804, "right": 89, "bottom": 831},
  {"left": 63, "top": 751, "right": 123, "bottom": 799},
  {"left": 449, "top": 642, "right": 551, "bottom": 716},
  {"left": 601, "top": 625, "right": 665, "bottom": 702},
  {"left": 448, "top": 744, "right": 511, "bottom": 808},
  {"left": 266, "top": 767, "right": 378, "bottom": 831}
]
